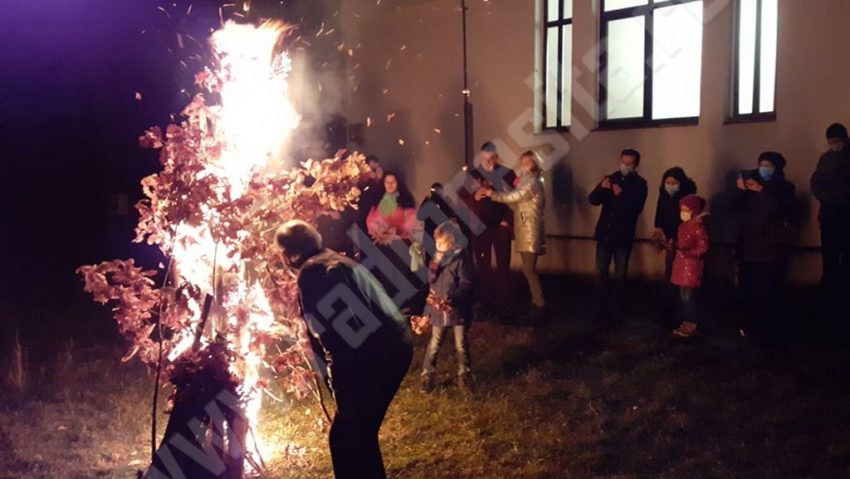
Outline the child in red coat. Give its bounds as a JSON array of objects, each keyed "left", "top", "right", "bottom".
[{"left": 671, "top": 195, "right": 710, "bottom": 338}]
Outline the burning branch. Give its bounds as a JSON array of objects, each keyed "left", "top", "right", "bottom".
[{"left": 78, "top": 20, "right": 369, "bottom": 477}]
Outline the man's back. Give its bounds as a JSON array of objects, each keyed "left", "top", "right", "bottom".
[
  {"left": 297, "top": 250, "right": 412, "bottom": 388},
  {"left": 812, "top": 149, "right": 850, "bottom": 217}
]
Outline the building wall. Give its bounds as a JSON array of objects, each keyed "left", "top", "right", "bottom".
[{"left": 339, "top": 0, "right": 850, "bottom": 284}]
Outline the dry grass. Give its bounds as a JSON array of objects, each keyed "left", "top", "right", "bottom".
[{"left": 3, "top": 299, "right": 850, "bottom": 478}]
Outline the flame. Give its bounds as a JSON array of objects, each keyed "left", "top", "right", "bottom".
[
  {"left": 212, "top": 21, "right": 300, "bottom": 197},
  {"left": 167, "top": 21, "right": 299, "bottom": 471}
]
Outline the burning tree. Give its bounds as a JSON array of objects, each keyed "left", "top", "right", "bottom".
[{"left": 77, "top": 21, "right": 367, "bottom": 477}]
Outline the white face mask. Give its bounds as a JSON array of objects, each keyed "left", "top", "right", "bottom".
[
  {"left": 680, "top": 211, "right": 693, "bottom": 222},
  {"left": 620, "top": 164, "right": 634, "bottom": 176}
]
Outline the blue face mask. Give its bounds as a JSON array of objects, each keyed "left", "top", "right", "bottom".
[
  {"left": 665, "top": 184, "right": 680, "bottom": 196},
  {"left": 759, "top": 166, "right": 776, "bottom": 181}
]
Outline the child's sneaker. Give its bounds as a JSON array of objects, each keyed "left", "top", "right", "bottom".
[
  {"left": 420, "top": 373, "right": 435, "bottom": 393},
  {"left": 672, "top": 321, "right": 698, "bottom": 338}
]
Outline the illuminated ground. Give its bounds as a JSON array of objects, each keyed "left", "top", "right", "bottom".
[{"left": 2, "top": 279, "right": 850, "bottom": 478}]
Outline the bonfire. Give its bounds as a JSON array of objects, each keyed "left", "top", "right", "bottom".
[{"left": 77, "top": 20, "right": 367, "bottom": 478}]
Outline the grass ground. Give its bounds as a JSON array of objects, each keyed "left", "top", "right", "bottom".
[{"left": 2, "top": 278, "right": 850, "bottom": 478}]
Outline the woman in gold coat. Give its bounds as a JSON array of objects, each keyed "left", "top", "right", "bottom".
[{"left": 478, "top": 151, "right": 546, "bottom": 311}]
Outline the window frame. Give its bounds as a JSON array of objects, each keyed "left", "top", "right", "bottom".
[
  {"left": 598, "top": 0, "right": 703, "bottom": 129},
  {"left": 542, "top": 0, "right": 573, "bottom": 131},
  {"left": 729, "top": 0, "right": 778, "bottom": 123}
]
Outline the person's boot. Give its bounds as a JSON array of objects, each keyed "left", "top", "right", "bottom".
[
  {"left": 420, "top": 373, "right": 435, "bottom": 393},
  {"left": 457, "top": 372, "right": 474, "bottom": 392}
]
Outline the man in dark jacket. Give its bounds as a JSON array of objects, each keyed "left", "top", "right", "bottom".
[
  {"left": 468, "top": 142, "right": 516, "bottom": 308},
  {"left": 811, "top": 123, "right": 850, "bottom": 311},
  {"left": 417, "top": 182, "right": 459, "bottom": 263},
  {"left": 588, "top": 148, "right": 648, "bottom": 316},
  {"left": 276, "top": 220, "right": 413, "bottom": 479},
  {"left": 736, "top": 151, "right": 795, "bottom": 341}
]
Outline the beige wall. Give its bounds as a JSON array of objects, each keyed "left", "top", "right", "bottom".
[{"left": 339, "top": 0, "right": 850, "bottom": 284}]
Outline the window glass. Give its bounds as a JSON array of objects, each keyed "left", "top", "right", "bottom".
[
  {"left": 759, "top": 0, "right": 778, "bottom": 113},
  {"left": 652, "top": 3, "right": 703, "bottom": 119},
  {"left": 737, "top": 0, "right": 758, "bottom": 115},
  {"left": 605, "top": 16, "right": 646, "bottom": 120},
  {"left": 561, "top": 24, "right": 573, "bottom": 125},
  {"left": 604, "top": 0, "right": 648, "bottom": 12}
]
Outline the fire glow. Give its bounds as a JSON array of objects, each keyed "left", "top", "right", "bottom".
[
  {"left": 78, "top": 17, "right": 369, "bottom": 477},
  {"left": 168, "top": 20, "right": 299, "bottom": 470}
]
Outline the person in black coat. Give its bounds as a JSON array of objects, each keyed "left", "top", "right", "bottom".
[
  {"left": 467, "top": 142, "right": 516, "bottom": 308},
  {"left": 735, "top": 151, "right": 795, "bottom": 341},
  {"left": 588, "top": 148, "right": 649, "bottom": 317},
  {"left": 276, "top": 220, "right": 413, "bottom": 479},
  {"left": 652, "top": 167, "right": 698, "bottom": 321},
  {"left": 417, "top": 182, "right": 460, "bottom": 263},
  {"left": 811, "top": 123, "right": 850, "bottom": 320}
]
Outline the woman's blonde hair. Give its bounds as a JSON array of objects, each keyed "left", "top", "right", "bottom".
[{"left": 520, "top": 150, "right": 542, "bottom": 174}]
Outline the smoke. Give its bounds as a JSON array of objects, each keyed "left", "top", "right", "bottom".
[
  {"left": 284, "top": 45, "right": 349, "bottom": 163},
  {"left": 279, "top": 0, "right": 350, "bottom": 165}
]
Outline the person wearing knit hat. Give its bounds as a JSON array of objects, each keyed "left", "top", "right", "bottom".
[
  {"left": 811, "top": 123, "right": 850, "bottom": 327},
  {"left": 736, "top": 151, "right": 796, "bottom": 342},
  {"left": 826, "top": 123, "right": 849, "bottom": 152},
  {"left": 670, "top": 194, "right": 710, "bottom": 338}
]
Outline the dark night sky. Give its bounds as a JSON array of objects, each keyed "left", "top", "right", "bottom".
[
  {"left": 1, "top": 1, "right": 202, "bottom": 311},
  {"left": 0, "top": 1, "right": 340, "bottom": 317}
]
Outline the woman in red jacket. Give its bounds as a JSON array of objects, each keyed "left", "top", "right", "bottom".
[{"left": 671, "top": 195, "right": 710, "bottom": 338}]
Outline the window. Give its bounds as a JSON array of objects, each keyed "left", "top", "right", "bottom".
[
  {"left": 599, "top": 0, "right": 704, "bottom": 127},
  {"left": 542, "top": 0, "right": 573, "bottom": 129},
  {"left": 733, "top": 0, "right": 778, "bottom": 120}
]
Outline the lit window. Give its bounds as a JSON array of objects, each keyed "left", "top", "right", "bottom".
[
  {"left": 600, "top": 0, "right": 704, "bottom": 125},
  {"left": 543, "top": 0, "right": 573, "bottom": 129},
  {"left": 734, "top": 0, "right": 778, "bottom": 118}
]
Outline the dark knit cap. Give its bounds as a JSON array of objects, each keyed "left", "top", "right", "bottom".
[
  {"left": 758, "top": 151, "right": 787, "bottom": 170},
  {"left": 679, "top": 194, "right": 707, "bottom": 215},
  {"left": 826, "top": 123, "right": 849, "bottom": 140}
]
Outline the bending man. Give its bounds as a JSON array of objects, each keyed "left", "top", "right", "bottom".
[{"left": 275, "top": 220, "right": 413, "bottom": 479}]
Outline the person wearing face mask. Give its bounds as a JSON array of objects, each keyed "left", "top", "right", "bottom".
[
  {"left": 588, "top": 148, "right": 649, "bottom": 319},
  {"left": 419, "top": 220, "right": 475, "bottom": 392},
  {"left": 811, "top": 123, "right": 850, "bottom": 325},
  {"left": 478, "top": 150, "right": 547, "bottom": 316},
  {"left": 735, "top": 151, "right": 796, "bottom": 342},
  {"left": 652, "top": 167, "right": 698, "bottom": 322},
  {"left": 275, "top": 220, "right": 413, "bottom": 479},
  {"left": 670, "top": 195, "right": 710, "bottom": 338}
]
